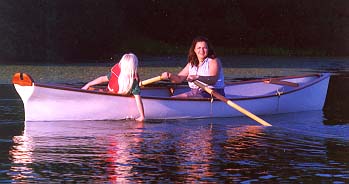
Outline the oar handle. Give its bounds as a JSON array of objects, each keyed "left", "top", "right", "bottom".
[
  {"left": 140, "top": 76, "right": 163, "bottom": 86},
  {"left": 193, "top": 80, "right": 272, "bottom": 126}
]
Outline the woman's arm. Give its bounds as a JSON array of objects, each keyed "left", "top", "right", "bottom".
[
  {"left": 161, "top": 63, "right": 190, "bottom": 83},
  {"left": 81, "top": 76, "right": 109, "bottom": 90},
  {"left": 134, "top": 94, "right": 145, "bottom": 122}
]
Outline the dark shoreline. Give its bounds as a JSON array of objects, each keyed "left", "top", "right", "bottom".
[{"left": 1, "top": 56, "right": 348, "bottom": 85}]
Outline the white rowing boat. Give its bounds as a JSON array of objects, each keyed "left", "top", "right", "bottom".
[{"left": 12, "top": 73, "right": 330, "bottom": 121}]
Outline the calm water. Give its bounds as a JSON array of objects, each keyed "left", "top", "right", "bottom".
[{"left": 1, "top": 57, "right": 349, "bottom": 183}]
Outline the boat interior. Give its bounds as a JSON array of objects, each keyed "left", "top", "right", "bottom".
[{"left": 140, "top": 75, "right": 321, "bottom": 99}]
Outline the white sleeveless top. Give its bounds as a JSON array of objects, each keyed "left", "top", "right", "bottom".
[{"left": 188, "top": 58, "right": 225, "bottom": 89}]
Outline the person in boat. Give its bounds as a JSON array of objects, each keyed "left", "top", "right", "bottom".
[
  {"left": 82, "top": 53, "right": 145, "bottom": 121},
  {"left": 161, "top": 36, "right": 225, "bottom": 98}
]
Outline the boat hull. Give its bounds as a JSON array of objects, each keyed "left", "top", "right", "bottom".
[{"left": 13, "top": 73, "right": 330, "bottom": 121}]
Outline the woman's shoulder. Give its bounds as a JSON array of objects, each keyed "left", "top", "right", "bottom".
[
  {"left": 208, "top": 57, "right": 221, "bottom": 64},
  {"left": 209, "top": 56, "right": 220, "bottom": 61}
]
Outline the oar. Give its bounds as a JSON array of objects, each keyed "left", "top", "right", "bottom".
[
  {"left": 140, "top": 76, "right": 162, "bottom": 86},
  {"left": 193, "top": 80, "right": 272, "bottom": 126}
]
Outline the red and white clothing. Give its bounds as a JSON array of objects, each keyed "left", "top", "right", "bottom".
[
  {"left": 107, "top": 63, "right": 121, "bottom": 92},
  {"left": 106, "top": 63, "right": 141, "bottom": 95}
]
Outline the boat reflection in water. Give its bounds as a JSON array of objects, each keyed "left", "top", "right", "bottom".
[
  {"left": 9, "top": 121, "right": 145, "bottom": 183},
  {"left": 9, "top": 133, "right": 34, "bottom": 181},
  {"left": 7, "top": 111, "right": 349, "bottom": 183},
  {"left": 8, "top": 119, "right": 261, "bottom": 183}
]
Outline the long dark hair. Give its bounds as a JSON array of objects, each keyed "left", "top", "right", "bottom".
[{"left": 187, "top": 36, "right": 216, "bottom": 67}]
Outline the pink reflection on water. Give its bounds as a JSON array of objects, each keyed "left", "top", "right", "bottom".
[{"left": 9, "top": 134, "right": 35, "bottom": 180}]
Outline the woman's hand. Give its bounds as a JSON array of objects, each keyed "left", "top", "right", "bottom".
[
  {"left": 135, "top": 116, "right": 145, "bottom": 122},
  {"left": 81, "top": 84, "right": 90, "bottom": 90},
  {"left": 161, "top": 72, "right": 171, "bottom": 80}
]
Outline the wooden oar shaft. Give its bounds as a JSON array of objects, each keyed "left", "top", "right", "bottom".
[
  {"left": 140, "top": 76, "right": 162, "bottom": 86},
  {"left": 193, "top": 80, "right": 272, "bottom": 126},
  {"left": 225, "top": 100, "right": 272, "bottom": 126}
]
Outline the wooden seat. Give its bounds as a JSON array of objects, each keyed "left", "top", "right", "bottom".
[{"left": 264, "top": 79, "right": 299, "bottom": 87}]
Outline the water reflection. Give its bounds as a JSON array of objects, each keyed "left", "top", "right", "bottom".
[
  {"left": 175, "top": 122, "right": 215, "bottom": 182},
  {"left": 7, "top": 120, "right": 258, "bottom": 182},
  {"left": 9, "top": 135, "right": 34, "bottom": 181},
  {"left": 9, "top": 121, "right": 145, "bottom": 183},
  {"left": 6, "top": 114, "right": 349, "bottom": 183},
  {"left": 104, "top": 121, "right": 144, "bottom": 183},
  {"left": 323, "top": 73, "right": 349, "bottom": 124}
]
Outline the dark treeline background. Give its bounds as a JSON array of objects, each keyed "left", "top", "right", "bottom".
[{"left": 0, "top": 0, "right": 348, "bottom": 63}]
